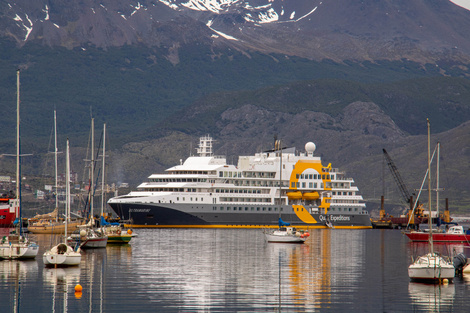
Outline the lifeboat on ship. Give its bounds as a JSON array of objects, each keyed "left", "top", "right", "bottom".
[
  {"left": 302, "top": 192, "right": 320, "bottom": 200},
  {"left": 287, "top": 191, "right": 302, "bottom": 200}
]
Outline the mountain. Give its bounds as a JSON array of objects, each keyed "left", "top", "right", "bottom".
[
  {"left": 0, "top": 1, "right": 469, "bottom": 213},
  {"left": 2, "top": 0, "right": 470, "bottom": 63}
]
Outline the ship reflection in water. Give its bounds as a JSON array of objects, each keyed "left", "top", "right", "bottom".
[{"left": 1, "top": 229, "right": 470, "bottom": 312}]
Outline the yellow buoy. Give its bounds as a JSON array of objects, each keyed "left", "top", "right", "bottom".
[
  {"left": 75, "top": 284, "right": 83, "bottom": 292},
  {"left": 442, "top": 278, "right": 449, "bottom": 285}
]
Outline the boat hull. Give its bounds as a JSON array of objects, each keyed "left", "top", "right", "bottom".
[
  {"left": 107, "top": 234, "right": 132, "bottom": 244},
  {"left": 43, "top": 244, "right": 81, "bottom": 267},
  {"left": 405, "top": 232, "right": 470, "bottom": 243},
  {"left": 109, "top": 202, "right": 372, "bottom": 229},
  {"left": 0, "top": 208, "right": 17, "bottom": 228},
  {"left": 408, "top": 253, "right": 455, "bottom": 282},
  {"left": 28, "top": 220, "right": 83, "bottom": 234},
  {"left": 70, "top": 237, "right": 108, "bottom": 249},
  {"left": 0, "top": 242, "right": 39, "bottom": 260}
]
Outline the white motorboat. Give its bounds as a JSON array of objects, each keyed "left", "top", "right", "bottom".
[
  {"left": 408, "top": 120, "right": 454, "bottom": 283},
  {"left": 264, "top": 217, "right": 309, "bottom": 243},
  {"left": 43, "top": 139, "right": 81, "bottom": 267},
  {"left": 264, "top": 226, "right": 308, "bottom": 243}
]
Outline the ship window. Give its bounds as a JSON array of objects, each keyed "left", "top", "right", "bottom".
[
  {"left": 296, "top": 182, "right": 299, "bottom": 188},
  {"left": 245, "top": 207, "right": 248, "bottom": 211},
  {"left": 177, "top": 197, "right": 179, "bottom": 201},
  {"left": 227, "top": 207, "right": 231, "bottom": 211},
  {"left": 291, "top": 182, "right": 295, "bottom": 188},
  {"left": 262, "top": 208, "right": 266, "bottom": 211},
  {"left": 251, "top": 207, "right": 254, "bottom": 211},
  {"left": 314, "top": 183, "right": 317, "bottom": 188},
  {"left": 274, "top": 208, "right": 277, "bottom": 211},
  {"left": 220, "top": 207, "right": 224, "bottom": 210},
  {"left": 296, "top": 174, "right": 299, "bottom": 179},
  {"left": 190, "top": 198, "right": 193, "bottom": 201},
  {"left": 302, "top": 182, "right": 306, "bottom": 188},
  {"left": 257, "top": 207, "right": 260, "bottom": 211}
]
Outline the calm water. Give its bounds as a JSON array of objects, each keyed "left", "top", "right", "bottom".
[{"left": 1, "top": 228, "right": 470, "bottom": 312}]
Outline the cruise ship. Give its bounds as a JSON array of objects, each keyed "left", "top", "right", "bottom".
[{"left": 108, "top": 136, "right": 371, "bottom": 229}]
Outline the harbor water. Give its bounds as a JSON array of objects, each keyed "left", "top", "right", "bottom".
[{"left": 1, "top": 228, "right": 469, "bottom": 312}]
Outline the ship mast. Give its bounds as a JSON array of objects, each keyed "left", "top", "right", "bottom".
[{"left": 427, "top": 119, "right": 433, "bottom": 254}]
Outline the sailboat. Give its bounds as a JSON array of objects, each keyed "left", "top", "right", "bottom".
[
  {"left": 99, "top": 123, "right": 133, "bottom": 244},
  {"left": 43, "top": 139, "right": 82, "bottom": 267},
  {"left": 28, "top": 111, "right": 83, "bottom": 234},
  {"left": 408, "top": 119, "right": 454, "bottom": 283},
  {"left": 0, "top": 70, "right": 39, "bottom": 260},
  {"left": 264, "top": 140, "right": 309, "bottom": 243},
  {"left": 68, "top": 118, "right": 107, "bottom": 249}
]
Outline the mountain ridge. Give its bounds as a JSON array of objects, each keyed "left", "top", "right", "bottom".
[{"left": 3, "top": 0, "right": 470, "bottom": 62}]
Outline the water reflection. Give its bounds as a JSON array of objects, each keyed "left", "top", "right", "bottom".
[
  {"left": 2, "top": 229, "right": 470, "bottom": 311},
  {"left": 409, "top": 282, "right": 455, "bottom": 312},
  {"left": 126, "top": 229, "right": 366, "bottom": 311}
]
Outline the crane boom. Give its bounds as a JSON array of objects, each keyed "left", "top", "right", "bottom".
[{"left": 383, "top": 149, "right": 411, "bottom": 203}]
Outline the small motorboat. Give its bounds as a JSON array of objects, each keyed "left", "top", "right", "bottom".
[{"left": 264, "top": 218, "right": 309, "bottom": 243}]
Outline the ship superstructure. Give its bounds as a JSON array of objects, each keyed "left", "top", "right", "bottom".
[{"left": 108, "top": 136, "right": 371, "bottom": 228}]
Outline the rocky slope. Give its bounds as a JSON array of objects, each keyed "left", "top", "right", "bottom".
[{"left": 2, "top": 0, "right": 470, "bottom": 62}]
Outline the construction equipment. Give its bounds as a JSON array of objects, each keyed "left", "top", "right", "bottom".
[
  {"left": 371, "top": 149, "right": 424, "bottom": 229},
  {"left": 382, "top": 149, "right": 412, "bottom": 204}
]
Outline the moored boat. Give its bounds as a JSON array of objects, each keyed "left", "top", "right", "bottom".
[
  {"left": 405, "top": 226, "right": 470, "bottom": 243},
  {"left": 0, "top": 194, "right": 19, "bottom": 228},
  {"left": 408, "top": 120, "right": 454, "bottom": 283},
  {"left": 43, "top": 139, "right": 81, "bottom": 267},
  {"left": 0, "top": 70, "right": 39, "bottom": 260},
  {"left": 108, "top": 135, "right": 371, "bottom": 229}
]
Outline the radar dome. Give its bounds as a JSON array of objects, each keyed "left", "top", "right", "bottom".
[{"left": 305, "top": 142, "right": 316, "bottom": 154}]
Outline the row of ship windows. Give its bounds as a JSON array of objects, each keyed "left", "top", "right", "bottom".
[
  {"left": 296, "top": 173, "right": 334, "bottom": 180},
  {"left": 221, "top": 197, "right": 271, "bottom": 203},
  {"left": 330, "top": 207, "right": 361, "bottom": 212},
  {"left": 292, "top": 182, "right": 324, "bottom": 189},
  {"left": 291, "top": 182, "right": 351, "bottom": 189},
  {"left": 212, "top": 206, "right": 283, "bottom": 212},
  {"left": 151, "top": 178, "right": 208, "bottom": 182},
  {"left": 220, "top": 171, "right": 277, "bottom": 178}
]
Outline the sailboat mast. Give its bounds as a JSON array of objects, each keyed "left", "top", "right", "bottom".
[
  {"left": 101, "top": 123, "right": 106, "bottom": 217},
  {"left": 436, "top": 142, "right": 440, "bottom": 220},
  {"left": 65, "top": 138, "right": 70, "bottom": 242},
  {"left": 427, "top": 119, "right": 433, "bottom": 253},
  {"left": 90, "top": 118, "right": 94, "bottom": 220},
  {"left": 54, "top": 110, "right": 59, "bottom": 222},
  {"left": 16, "top": 70, "right": 20, "bottom": 205},
  {"left": 16, "top": 69, "right": 21, "bottom": 233}
]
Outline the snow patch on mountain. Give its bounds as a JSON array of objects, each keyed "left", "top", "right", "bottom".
[{"left": 449, "top": 0, "right": 470, "bottom": 11}]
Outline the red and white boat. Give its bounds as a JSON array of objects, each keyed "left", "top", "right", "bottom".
[
  {"left": 0, "top": 196, "right": 19, "bottom": 227},
  {"left": 405, "top": 225, "right": 470, "bottom": 243}
]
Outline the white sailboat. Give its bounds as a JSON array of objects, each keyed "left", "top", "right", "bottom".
[
  {"left": 0, "top": 69, "right": 39, "bottom": 260},
  {"left": 43, "top": 139, "right": 82, "bottom": 267},
  {"left": 408, "top": 119, "right": 454, "bottom": 283}
]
